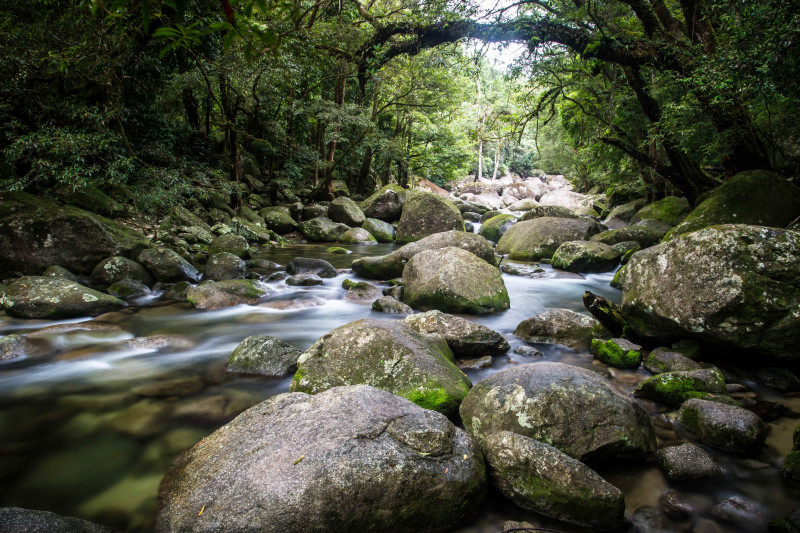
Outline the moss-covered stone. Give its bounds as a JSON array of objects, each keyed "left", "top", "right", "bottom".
[
  {"left": 299, "top": 217, "right": 350, "bottom": 242},
  {"left": 642, "top": 348, "right": 701, "bottom": 374},
  {"left": 230, "top": 216, "right": 277, "bottom": 244},
  {"left": 496, "top": 217, "right": 605, "bottom": 260},
  {"left": 610, "top": 264, "right": 627, "bottom": 289},
  {"left": 634, "top": 368, "right": 729, "bottom": 406},
  {"left": 552, "top": 240, "right": 621, "bottom": 273},
  {"left": 361, "top": 218, "right": 394, "bottom": 242},
  {"left": 604, "top": 199, "right": 646, "bottom": 222},
  {"left": 396, "top": 190, "right": 464, "bottom": 243},
  {"left": 204, "top": 252, "right": 246, "bottom": 281},
  {"left": 402, "top": 247, "right": 509, "bottom": 314},
  {"left": 138, "top": 247, "right": 199, "bottom": 283},
  {"left": 515, "top": 308, "right": 609, "bottom": 350},
  {"left": 186, "top": 279, "right": 271, "bottom": 310},
  {"left": 1, "top": 276, "right": 127, "bottom": 318},
  {"left": 208, "top": 234, "right": 250, "bottom": 259},
  {"left": 89, "top": 256, "right": 154, "bottom": 286},
  {"left": 107, "top": 278, "right": 151, "bottom": 299},
  {"left": 783, "top": 451, "right": 800, "bottom": 480},
  {"left": 328, "top": 197, "right": 366, "bottom": 227},
  {"left": 337, "top": 227, "right": 377, "bottom": 244},
  {"left": 227, "top": 335, "right": 302, "bottom": 376},
  {"left": 631, "top": 196, "right": 691, "bottom": 226},
  {"left": 478, "top": 214, "right": 517, "bottom": 244},
  {"left": 666, "top": 170, "right": 800, "bottom": 240},
  {"left": 520, "top": 205, "right": 579, "bottom": 220},
  {"left": 260, "top": 209, "right": 299, "bottom": 234},
  {"left": 359, "top": 184, "right": 407, "bottom": 222},
  {"left": 403, "top": 310, "right": 510, "bottom": 358},
  {"left": 591, "top": 338, "right": 642, "bottom": 369},
  {"left": 677, "top": 398, "right": 767, "bottom": 452},
  {"left": 326, "top": 246, "right": 350, "bottom": 254},
  {"left": 290, "top": 319, "right": 472, "bottom": 417},
  {"left": 590, "top": 225, "right": 666, "bottom": 248}
]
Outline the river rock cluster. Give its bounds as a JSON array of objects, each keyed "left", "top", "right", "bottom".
[{"left": 1, "top": 169, "right": 800, "bottom": 532}]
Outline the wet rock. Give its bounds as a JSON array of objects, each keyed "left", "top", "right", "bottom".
[
  {"left": 371, "top": 296, "right": 413, "bottom": 314},
  {"left": 138, "top": 247, "right": 200, "bottom": 283},
  {"left": 677, "top": 398, "right": 767, "bottom": 452},
  {"left": 464, "top": 221, "right": 475, "bottom": 232},
  {"left": 342, "top": 279, "right": 382, "bottom": 300},
  {"left": 458, "top": 356, "right": 492, "bottom": 370},
  {"left": 591, "top": 337, "right": 642, "bottom": 369},
  {"left": 402, "top": 247, "right": 509, "bottom": 314},
  {"left": 659, "top": 489, "right": 696, "bottom": 520},
  {"left": 496, "top": 217, "right": 605, "bottom": 261},
  {"left": 462, "top": 211, "right": 482, "bottom": 222},
  {"left": 590, "top": 225, "right": 666, "bottom": 248},
  {"left": 0, "top": 334, "right": 29, "bottom": 361},
  {"left": 230, "top": 216, "right": 276, "bottom": 244},
  {"left": 753, "top": 367, "right": 800, "bottom": 392},
  {"left": 499, "top": 263, "right": 545, "bottom": 276},
  {"left": 90, "top": 256, "right": 154, "bottom": 286},
  {"left": 666, "top": 170, "right": 800, "bottom": 239},
  {"left": 769, "top": 508, "right": 800, "bottom": 533},
  {"left": 396, "top": 191, "right": 465, "bottom": 243},
  {"left": 657, "top": 443, "right": 722, "bottom": 481},
  {"left": 302, "top": 203, "right": 328, "bottom": 220},
  {"left": 482, "top": 431, "right": 626, "bottom": 531},
  {"left": 352, "top": 230, "right": 495, "bottom": 280},
  {"left": 514, "top": 308, "right": 609, "bottom": 350},
  {"left": 0, "top": 191, "right": 149, "bottom": 278},
  {"left": 260, "top": 208, "right": 299, "bottom": 234},
  {"left": 551, "top": 240, "right": 621, "bottom": 273},
  {"left": 0, "top": 507, "right": 115, "bottom": 532},
  {"left": 121, "top": 335, "right": 194, "bottom": 352},
  {"left": 480, "top": 210, "right": 503, "bottom": 222},
  {"left": 326, "top": 246, "right": 350, "bottom": 254},
  {"left": 631, "top": 196, "right": 692, "bottom": 226},
  {"left": 478, "top": 214, "right": 517, "bottom": 244},
  {"left": 43, "top": 265, "right": 85, "bottom": 284},
  {"left": 286, "top": 274, "right": 323, "bottom": 286},
  {"left": 131, "top": 377, "right": 205, "bottom": 397},
  {"left": 156, "top": 386, "right": 485, "bottom": 533},
  {"left": 290, "top": 319, "right": 471, "bottom": 416},
  {"left": 643, "top": 348, "right": 702, "bottom": 374},
  {"left": 227, "top": 335, "right": 302, "bottom": 376},
  {"left": 460, "top": 362, "right": 656, "bottom": 462},
  {"left": 161, "top": 281, "right": 191, "bottom": 301},
  {"left": 513, "top": 346, "right": 543, "bottom": 357},
  {"left": 520, "top": 205, "right": 579, "bottom": 220},
  {"left": 604, "top": 199, "right": 646, "bottom": 223},
  {"left": 403, "top": 310, "right": 509, "bottom": 358},
  {"left": 359, "top": 184, "right": 407, "bottom": 222},
  {"left": 622, "top": 225, "right": 800, "bottom": 362},
  {"left": 338, "top": 227, "right": 377, "bottom": 244},
  {"left": 613, "top": 240, "right": 641, "bottom": 263},
  {"left": 112, "top": 399, "right": 170, "bottom": 437},
  {"left": 362, "top": 218, "right": 394, "bottom": 243},
  {"left": 630, "top": 505, "right": 675, "bottom": 533},
  {"left": 782, "top": 425, "right": 800, "bottom": 480},
  {"left": 710, "top": 496, "right": 768, "bottom": 531},
  {"left": 1, "top": 277, "right": 127, "bottom": 318},
  {"left": 186, "top": 280, "right": 271, "bottom": 310},
  {"left": 328, "top": 197, "right": 366, "bottom": 227},
  {"left": 107, "top": 278, "right": 151, "bottom": 299},
  {"left": 635, "top": 368, "right": 728, "bottom": 406},
  {"left": 203, "top": 252, "right": 246, "bottom": 281},
  {"left": 286, "top": 257, "right": 337, "bottom": 278},
  {"left": 208, "top": 234, "right": 250, "bottom": 259}
]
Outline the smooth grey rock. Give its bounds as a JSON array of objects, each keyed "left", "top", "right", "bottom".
[
  {"left": 138, "top": 247, "right": 200, "bottom": 283},
  {"left": 227, "top": 335, "right": 302, "bottom": 376},
  {"left": 208, "top": 234, "right": 249, "bottom": 259},
  {"left": 286, "top": 257, "right": 337, "bottom": 278},
  {"left": 496, "top": 217, "right": 605, "bottom": 261},
  {"left": 657, "top": 443, "right": 722, "bottom": 481},
  {"left": 514, "top": 308, "right": 609, "bottom": 350},
  {"left": 403, "top": 310, "right": 509, "bottom": 358},
  {"left": 371, "top": 296, "right": 413, "bottom": 315},
  {"left": 677, "top": 399, "right": 767, "bottom": 452},
  {"left": 286, "top": 274, "right": 323, "bottom": 286},
  {"left": 1, "top": 277, "right": 126, "bottom": 319},
  {"left": 186, "top": 280, "right": 271, "bottom": 310},
  {"left": 0, "top": 507, "right": 114, "bottom": 533},
  {"left": 90, "top": 256, "right": 154, "bottom": 286},
  {"left": 203, "top": 252, "right": 246, "bottom": 281}
]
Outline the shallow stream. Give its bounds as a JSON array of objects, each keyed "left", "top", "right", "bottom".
[{"left": 1, "top": 242, "right": 798, "bottom": 532}]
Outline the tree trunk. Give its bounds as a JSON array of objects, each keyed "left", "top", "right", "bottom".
[{"left": 492, "top": 139, "right": 502, "bottom": 180}]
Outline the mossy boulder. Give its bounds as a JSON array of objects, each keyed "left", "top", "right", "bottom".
[
  {"left": 677, "top": 398, "right": 767, "bottom": 452},
  {"left": 227, "top": 335, "right": 302, "bottom": 376},
  {"left": 634, "top": 368, "right": 728, "bottom": 406},
  {"left": 666, "top": 170, "right": 800, "bottom": 240},
  {"left": 329, "top": 197, "right": 366, "bottom": 227},
  {"left": 591, "top": 338, "right": 642, "bottom": 369},
  {"left": 459, "top": 362, "right": 657, "bottom": 462},
  {"left": 403, "top": 310, "right": 510, "bottom": 358},
  {"left": 1, "top": 276, "right": 127, "bottom": 318},
  {"left": 326, "top": 246, "right": 349, "bottom": 254},
  {"left": 290, "top": 319, "right": 472, "bottom": 417},
  {"left": 90, "top": 256, "right": 154, "bottom": 286},
  {"left": 590, "top": 225, "right": 666, "bottom": 248},
  {"left": 611, "top": 264, "right": 627, "bottom": 289},
  {"left": 230, "top": 217, "right": 276, "bottom": 244},
  {"left": 158, "top": 205, "right": 214, "bottom": 245},
  {"left": 286, "top": 257, "right": 337, "bottom": 278},
  {"left": 496, "top": 217, "right": 605, "bottom": 261},
  {"left": 551, "top": 241, "right": 621, "bottom": 273},
  {"left": 43, "top": 265, "right": 84, "bottom": 283},
  {"left": 622, "top": 225, "right": 800, "bottom": 361},
  {"left": 359, "top": 184, "right": 407, "bottom": 222},
  {"left": 372, "top": 296, "right": 413, "bottom": 314},
  {"left": 286, "top": 274, "right": 323, "bottom": 286},
  {"left": 604, "top": 199, "right": 646, "bottom": 222},
  {"left": 260, "top": 209, "right": 299, "bottom": 234},
  {"left": 352, "top": 230, "right": 496, "bottom": 280},
  {"left": 138, "top": 247, "right": 200, "bottom": 283},
  {"left": 107, "top": 278, "right": 151, "bottom": 299},
  {"left": 186, "top": 280, "right": 271, "bottom": 310},
  {"left": 0, "top": 191, "right": 150, "bottom": 278},
  {"left": 60, "top": 185, "right": 125, "bottom": 218},
  {"left": 507, "top": 198, "right": 539, "bottom": 212},
  {"left": 478, "top": 214, "right": 517, "bottom": 244},
  {"left": 482, "top": 431, "right": 626, "bottom": 531},
  {"left": 514, "top": 309, "right": 609, "bottom": 350},
  {"left": 204, "top": 252, "right": 246, "bottom": 281},
  {"left": 631, "top": 196, "right": 691, "bottom": 226},
  {"left": 156, "top": 385, "right": 486, "bottom": 533},
  {"left": 342, "top": 279, "right": 382, "bottom": 301},
  {"left": 396, "top": 191, "right": 464, "bottom": 243},
  {"left": 299, "top": 217, "right": 350, "bottom": 242},
  {"left": 338, "top": 227, "right": 377, "bottom": 244},
  {"left": 362, "top": 218, "right": 394, "bottom": 242},
  {"left": 643, "top": 348, "right": 702, "bottom": 374},
  {"left": 208, "top": 234, "right": 250, "bottom": 259},
  {"left": 520, "top": 205, "right": 579, "bottom": 221},
  {"left": 302, "top": 203, "right": 328, "bottom": 220},
  {"left": 402, "top": 247, "right": 509, "bottom": 314}
]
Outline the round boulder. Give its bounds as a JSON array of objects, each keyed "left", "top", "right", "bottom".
[
  {"left": 138, "top": 247, "right": 200, "bottom": 283},
  {"left": 360, "top": 184, "right": 406, "bottom": 222},
  {"left": 1, "top": 277, "right": 126, "bottom": 319},
  {"left": 402, "top": 247, "right": 509, "bottom": 314},
  {"left": 290, "top": 319, "right": 471, "bottom": 416},
  {"left": 403, "top": 310, "right": 509, "bottom": 358},
  {"left": 90, "top": 256, "right": 154, "bottom": 286},
  {"left": 329, "top": 197, "right": 366, "bottom": 227},
  {"left": 286, "top": 257, "right": 337, "bottom": 278},
  {"left": 396, "top": 191, "right": 464, "bottom": 243},
  {"left": 156, "top": 385, "right": 486, "bottom": 533},
  {"left": 514, "top": 309, "right": 609, "bottom": 350},
  {"left": 299, "top": 217, "right": 350, "bottom": 242},
  {"left": 362, "top": 218, "right": 394, "bottom": 243},
  {"left": 204, "top": 252, "right": 246, "bottom": 281},
  {"left": 496, "top": 217, "right": 605, "bottom": 261},
  {"left": 478, "top": 214, "right": 517, "bottom": 244},
  {"left": 208, "top": 234, "right": 250, "bottom": 259},
  {"left": 186, "top": 280, "right": 271, "bottom": 310},
  {"left": 459, "top": 362, "right": 656, "bottom": 462},
  {"left": 261, "top": 209, "right": 299, "bottom": 234},
  {"left": 338, "top": 227, "right": 377, "bottom": 245},
  {"left": 677, "top": 398, "right": 767, "bottom": 452},
  {"left": 551, "top": 241, "right": 621, "bottom": 273},
  {"left": 227, "top": 335, "right": 302, "bottom": 376},
  {"left": 631, "top": 196, "right": 691, "bottom": 226}
]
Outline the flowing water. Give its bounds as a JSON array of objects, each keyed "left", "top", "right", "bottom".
[{"left": 1, "top": 242, "right": 798, "bottom": 532}]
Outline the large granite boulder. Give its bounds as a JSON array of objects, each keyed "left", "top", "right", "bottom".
[
  {"left": 634, "top": 368, "right": 728, "bottom": 406},
  {"left": 666, "top": 170, "right": 800, "bottom": 239},
  {"left": 328, "top": 197, "right": 366, "bottom": 227},
  {"left": 396, "top": 191, "right": 464, "bottom": 243},
  {"left": 156, "top": 385, "right": 486, "bottom": 533},
  {"left": 187, "top": 280, "right": 271, "bottom": 310},
  {"left": 403, "top": 310, "right": 509, "bottom": 358},
  {"left": 482, "top": 431, "right": 626, "bottom": 531},
  {"left": 290, "top": 319, "right": 472, "bottom": 416},
  {"left": 90, "top": 256, "right": 154, "bottom": 286},
  {"left": 514, "top": 309, "right": 609, "bottom": 349},
  {"left": 0, "top": 192, "right": 149, "bottom": 278},
  {"left": 299, "top": 217, "right": 350, "bottom": 242},
  {"left": 138, "top": 247, "right": 200, "bottom": 283},
  {"left": 0, "top": 507, "right": 114, "bottom": 533},
  {"left": 622, "top": 225, "right": 800, "bottom": 361},
  {"left": 352, "top": 231, "right": 495, "bottom": 280},
  {"left": 231, "top": 217, "right": 276, "bottom": 244},
  {"left": 590, "top": 225, "right": 666, "bottom": 248},
  {"left": 478, "top": 214, "right": 517, "bottom": 244},
  {"left": 496, "top": 217, "right": 605, "bottom": 260},
  {"left": 551, "top": 241, "right": 621, "bottom": 273},
  {"left": 1, "top": 277, "right": 127, "bottom": 319},
  {"left": 677, "top": 398, "right": 767, "bottom": 452},
  {"left": 362, "top": 218, "right": 394, "bottom": 242},
  {"left": 203, "top": 252, "right": 246, "bottom": 281},
  {"left": 260, "top": 208, "right": 299, "bottom": 234},
  {"left": 208, "top": 234, "right": 249, "bottom": 259},
  {"left": 631, "top": 196, "right": 691, "bottom": 226},
  {"left": 360, "top": 184, "right": 407, "bottom": 221},
  {"left": 402, "top": 247, "right": 509, "bottom": 314},
  {"left": 459, "top": 362, "right": 657, "bottom": 462},
  {"left": 538, "top": 189, "right": 591, "bottom": 211}
]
